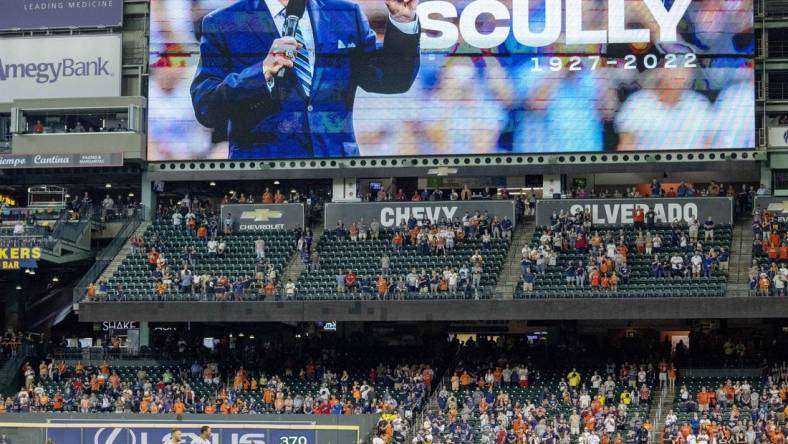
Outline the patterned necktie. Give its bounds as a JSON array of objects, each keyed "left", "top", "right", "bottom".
[{"left": 283, "top": 12, "right": 312, "bottom": 97}]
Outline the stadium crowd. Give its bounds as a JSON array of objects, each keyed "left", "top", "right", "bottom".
[
  {"left": 748, "top": 207, "right": 788, "bottom": 296},
  {"left": 520, "top": 205, "right": 729, "bottom": 296},
  {"left": 316, "top": 211, "right": 513, "bottom": 299},
  {"left": 660, "top": 363, "right": 788, "bottom": 444}
]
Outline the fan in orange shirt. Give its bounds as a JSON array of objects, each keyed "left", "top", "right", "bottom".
[
  {"left": 770, "top": 231, "right": 780, "bottom": 247},
  {"left": 698, "top": 389, "right": 711, "bottom": 409},
  {"left": 52, "top": 394, "right": 63, "bottom": 411},
  {"left": 174, "top": 399, "right": 186, "bottom": 415},
  {"left": 422, "top": 370, "right": 433, "bottom": 389},
  {"left": 90, "top": 376, "right": 102, "bottom": 392},
  {"left": 460, "top": 371, "right": 471, "bottom": 387},
  {"left": 377, "top": 276, "right": 388, "bottom": 298},
  {"left": 139, "top": 398, "right": 150, "bottom": 413},
  {"left": 590, "top": 271, "right": 601, "bottom": 289}
]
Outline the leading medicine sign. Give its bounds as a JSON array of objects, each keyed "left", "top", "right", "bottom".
[{"left": 0, "top": 0, "right": 123, "bottom": 31}]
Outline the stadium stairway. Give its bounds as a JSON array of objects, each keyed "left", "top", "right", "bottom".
[
  {"left": 281, "top": 224, "right": 323, "bottom": 300},
  {"left": 648, "top": 385, "right": 673, "bottom": 444},
  {"left": 493, "top": 218, "right": 535, "bottom": 300},
  {"left": 96, "top": 221, "right": 151, "bottom": 284},
  {"left": 728, "top": 215, "right": 754, "bottom": 296}
]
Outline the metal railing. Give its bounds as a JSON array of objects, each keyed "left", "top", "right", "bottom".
[
  {"left": 766, "top": 82, "right": 788, "bottom": 100},
  {"left": 80, "top": 286, "right": 765, "bottom": 303},
  {"left": 765, "top": 0, "right": 788, "bottom": 16},
  {"left": 72, "top": 209, "right": 143, "bottom": 304}
]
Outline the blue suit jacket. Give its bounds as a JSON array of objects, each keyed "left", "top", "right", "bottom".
[{"left": 190, "top": 0, "right": 420, "bottom": 159}]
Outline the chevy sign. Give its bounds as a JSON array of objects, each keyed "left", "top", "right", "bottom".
[
  {"left": 535, "top": 197, "right": 733, "bottom": 226},
  {"left": 0, "top": 35, "right": 121, "bottom": 102},
  {"left": 324, "top": 201, "right": 516, "bottom": 229}
]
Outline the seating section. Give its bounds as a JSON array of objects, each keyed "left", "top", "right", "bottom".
[
  {"left": 421, "top": 367, "right": 654, "bottom": 444},
  {"left": 296, "top": 229, "right": 510, "bottom": 300},
  {"left": 661, "top": 374, "right": 787, "bottom": 442},
  {"left": 515, "top": 224, "right": 732, "bottom": 299},
  {"left": 19, "top": 361, "right": 429, "bottom": 416},
  {"left": 670, "top": 376, "right": 764, "bottom": 423},
  {"left": 101, "top": 216, "right": 299, "bottom": 300}
]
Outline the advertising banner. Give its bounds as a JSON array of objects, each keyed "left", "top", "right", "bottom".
[
  {"left": 535, "top": 197, "right": 733, "bottom": 226},
  {"left": 148, "top": 0, "right": 754, "bottom": 160},
  {"left": 0, "top": 35, "right": 122, "bottom": 102},
  {"left": 0, "top": 0, "right": 123, "bottom": 31},
  {"left": 220, "top": 203, "right": 304, "bottom": 231},
  {"left": 768, "top": 127, "right": 788, "bottom": 147},
  {"left": 754, "top": 196, "right": 788, "bottom": 221},
  {"left": 47, "top": 425, "right": 316, "bottom": 444},
  {"left": 324, "top": 201, "right": 516, "bottom": 229},
  {"left": 0, "top": 153, "right": 123, "bottom": 169},
  {"left": 0, "top": 246, "right": 41, "bottom": 270}
]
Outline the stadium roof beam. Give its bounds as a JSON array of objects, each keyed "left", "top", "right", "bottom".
[
  {"left": 78, "top": 295, "right": 788, "bottom": 323},
  {"left": 144, "top": 149, "right": 763, "bottom": 181}
]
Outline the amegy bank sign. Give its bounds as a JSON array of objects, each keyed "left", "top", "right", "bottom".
[
  {"left": 0, "top": 35, "right": 121, "bottom": 102},
  {"left": 324, "top": 201, "right": 516, "bottom": 228},
  {"left": 535, "top": 197, "right": 733, "bottom": 226}
]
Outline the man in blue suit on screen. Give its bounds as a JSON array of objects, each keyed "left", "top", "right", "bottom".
[{"left": 190, "top": 0, "right": 420, "bottom": 159}]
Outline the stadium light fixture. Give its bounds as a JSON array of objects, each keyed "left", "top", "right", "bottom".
[
  {"left": 249, "top": 334, "right": 255, "bottom": 339},
  {"left": 28, "top": 269, "right": 36, "bottom": 276},
  {"left": 209, "top": 181, "right": 216, "bottom": 187},
  {"left": 274, "top": 180, "right": 280, "bottom": 185},
  {"left": 15, "top": 286, "right": 21, "bottom": 291},
  {"left": 105, "top": 183, "right": 112, "bottom": 188},
  {"left": 128, "top": 192, "right": 135, "bottom": 197},
  {"left": 238, "top": 332, "right": 245, "bottom": 337},
  {"left": 52, "top": 277, "right": 59, "bottom": 282}
]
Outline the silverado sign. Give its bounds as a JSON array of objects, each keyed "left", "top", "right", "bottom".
[{"left": 535, "top": 197, "right": 733, "bottom": 226}]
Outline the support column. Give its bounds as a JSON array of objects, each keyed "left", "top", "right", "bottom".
[
  {"left": 140, "top": 171, "right": 155, "bottom": 220},
  {"left": 542, "top": 174, "right": 562, "bottom": 199},
  {"left": 4, "top": 288, "right": 21, "bottom": 331},
  {"left": 760, "top": 158, "right": 772, "bottom": 194},
  {"left": 139, "top": 321, "right": 150, "bottom": 348},
  {"left": 332, "top": 177, "right": 360, "bottom": 202}
]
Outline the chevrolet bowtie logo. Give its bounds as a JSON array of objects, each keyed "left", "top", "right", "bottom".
[
  {"left": 240, "top": 209, "right": 283, "bottom": 221},
  {"left": 767, "top": 201, "right": 788, "bottom": 215},
  {"left": 427, "top": 167, "right": 458, "bottom": 176}
]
